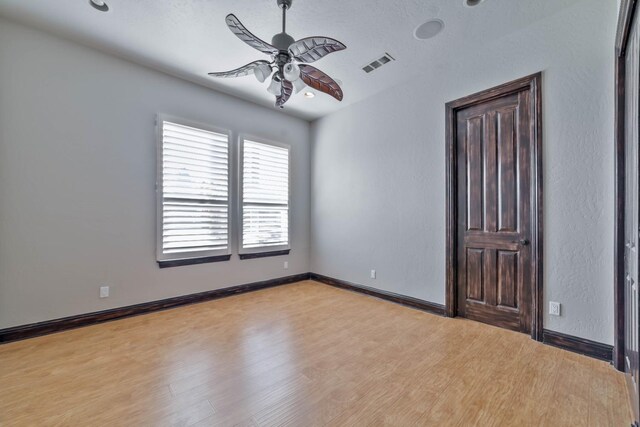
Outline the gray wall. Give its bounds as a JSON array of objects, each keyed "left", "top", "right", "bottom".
[
  {"left": 310, "top": 0, "right": 617, "bottom": 344},
  {"left": 0, "top": 0, "right": 620, "bottom": 346},
  {"left": 0, "top": 19, "right": 310, "bottom": 329}
]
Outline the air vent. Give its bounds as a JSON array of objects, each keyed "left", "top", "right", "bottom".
[{"left": 362, "top": 53, "right": 395, "bottom": 73}]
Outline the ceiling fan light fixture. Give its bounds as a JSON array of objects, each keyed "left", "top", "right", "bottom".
[
  {"left": 292, "top": 78, "right": 306, "bottom": 93},
  {"left": 283, "top": 63, "right": 301, "bottom": 82},
  {"left": 254, "top": 64, "right": 272, "bottom": 83},
  {"left": 267, "top": 78, "right": 282, "bottom": 96}
]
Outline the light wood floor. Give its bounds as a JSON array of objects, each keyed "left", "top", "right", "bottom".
[{"left": 0, "top": 280, "right": 632, "bottom": 426}]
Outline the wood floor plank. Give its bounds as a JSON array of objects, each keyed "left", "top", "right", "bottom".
[{"left": 0, "top": 280, "right": 632, "bottom": 426}]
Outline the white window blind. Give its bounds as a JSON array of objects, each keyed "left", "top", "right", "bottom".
[
  {"left": 241, "top": 140, "right": 290, "bottom": 252},
  {"left": 157, "top": 119, "right": 229, "bottom": 261}
]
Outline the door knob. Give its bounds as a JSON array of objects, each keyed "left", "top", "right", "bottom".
[{"left": 519, "top": 239, "right": 530, "bottom": 246}]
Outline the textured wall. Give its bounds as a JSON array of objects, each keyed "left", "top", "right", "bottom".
[
  {"left": 0, "top": 19, "right": 310, "bottom": 329},
  {"left": 311, "top": 0, "right": 616, "bottom": 344}
]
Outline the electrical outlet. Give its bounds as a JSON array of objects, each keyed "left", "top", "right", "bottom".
[
  {"left": 284, "top": 261, "right": 288, "bottom": 270},
  {"left": 100, "top": 286, "right": 110, "bottom": 298},
  {"left": 370, "top": 269, "right": 376, "bottom": 279},
  {"left": 549, "top": 301, "right": 561, "bottom": 316}
]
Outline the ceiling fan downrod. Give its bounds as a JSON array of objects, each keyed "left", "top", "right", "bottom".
[
  {"left": 272, "top": 0, "right": 295, "bottom": 52},
  {"left": 281, "top": 2, "right": 287, "bottom": 33},
  {"left": 279, "top": 0, "right": 293, "bottom": 33}
]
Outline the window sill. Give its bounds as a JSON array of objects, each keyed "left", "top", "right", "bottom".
[
  {"left": 158, "top": 254, "right": 231, "bottom": 268},
  {"left": 239, "top": 250, "right": 290, "bottom": 260}
]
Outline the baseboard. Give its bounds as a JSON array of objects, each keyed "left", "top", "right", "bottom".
[
  {"left": 311, "top": 274, "right": 612, "bottom": 363},
  {"left": 0, "top": 271, "right": 615, "bottom": 366},
  {"left": 309, "top": 272, "right": 446, "bottom": 316},
  {"left": 542, "top": 329, "right": 613, "bottom": 362},
  {"left": 0, "top": 272, "right": 311, "bottom": 344}
]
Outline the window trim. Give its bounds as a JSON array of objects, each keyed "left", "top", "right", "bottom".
[
  {"left": 238, "top": 250, "right": 290, "bottom": 260},
  {"left": 238, "top": 135, "right": 292, "bottom": 256},
  {"left": 155, "top": 114, "right": 232, "bottom": 266},
  {"left": 158, "top": 254, "right": 232, "bottom": 268}
]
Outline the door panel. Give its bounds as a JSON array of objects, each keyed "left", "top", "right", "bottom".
[
  {"left": 466, "top": 116, "right": 484, "bottom": 232},
  {"left": 466, "top": 248, "right": 485, "bottom": 301},
  {"left": 455, "top": 91, "right": 533, "bottom": 334},
  {"left": 497, "top": 251, "right": 518, "bottom": 309},
  {"left": 497, "top": 109, "right": 518, "bottom": 232}
]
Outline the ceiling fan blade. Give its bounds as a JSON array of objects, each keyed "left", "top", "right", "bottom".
[
  {"left": 276, "top": 80, "right": 293, "bottom": 108},
  {"left": 208, "top": 60, "right": 272, "bottom": 79},
  {"left": 225, "top": 14, "right": 278, "bottom": 56},
  {"left": 288, "top": 37, "right": 346, "bottom": 63},
  {"left": 298, "top": 65, "right": 343, "bottom": 101}
]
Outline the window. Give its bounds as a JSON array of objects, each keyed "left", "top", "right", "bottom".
[
  {"left": 240, "top": 139, "right": 290, "bottom": 257},
  {"left": 156, "top": 117, "right": 230, "bottom": 267}
]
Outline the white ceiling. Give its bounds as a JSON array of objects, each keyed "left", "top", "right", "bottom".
[{"left": 0, "top": 0, "right": 583, "bottom": 121}]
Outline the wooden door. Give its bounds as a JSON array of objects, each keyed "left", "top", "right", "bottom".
[
  {"left": 624, "top": 7, "right": 640, "bottom": 421},
  {"left": 448, "top": 77, "right": 540, "bottom": 334}
]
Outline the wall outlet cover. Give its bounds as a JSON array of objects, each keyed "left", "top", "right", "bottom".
[
  {"left": 284, "top": 261, "right": 289, "bottom": 269},
  {"left": 100, "top": 286, "right": 110, "bottom": 298},
  {"left": 370, "top": 269, "right": 376, "bottom": 279},
  {"left": 549, "top": 301, "right": 561, "bottom": 316}
]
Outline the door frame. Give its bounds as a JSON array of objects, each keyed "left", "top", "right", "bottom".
[
  {"left": 614, "top": 0, "right": 638, "bottom": 373},
  {"left": 445, "top": 73, "right": 544, "bottom": 341}
]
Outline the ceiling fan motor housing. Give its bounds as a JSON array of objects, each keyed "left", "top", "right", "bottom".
[{"left": 272, "top": 32, "right": 295, "bottom": 52}]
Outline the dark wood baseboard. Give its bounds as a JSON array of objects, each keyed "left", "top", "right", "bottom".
[
  {"left": 311, "top": 274, "right": 613, "bottom": 363},
  {"left": 0, "top": 272, "right": 311, "bottom": 344},
  {"left": 0, "top": 271, "right": 615, "bottom": 367},
  {"left": 542, "top": 329, "right": 613, "bottom": 362},
  {"left": 310, "top": 273, "right": 446, "bottom": 316}
]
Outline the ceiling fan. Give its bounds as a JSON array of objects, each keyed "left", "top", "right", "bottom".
[{"left": 208, "top": 0, "right": 346, "bottom": 109}]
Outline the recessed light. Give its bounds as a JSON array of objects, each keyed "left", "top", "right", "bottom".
[
  {"left": 464, "top": 0, "right": 485, "bottom": 7},
  {"left": 304, "top": 92, "right": 315, "bottom": 99},
  {"left": 89, "top": 0, "right": 109, "bottom": 12},
  {"left": 414, "top": 19, "right": 444, "bottom": 40}
]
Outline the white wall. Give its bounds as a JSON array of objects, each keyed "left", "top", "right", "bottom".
[
  {"left": 0, "top": 18, "right": 310, "bottom": 329},
  {"left": 311, "top": 0, "right": 616, "bottom": 344}
]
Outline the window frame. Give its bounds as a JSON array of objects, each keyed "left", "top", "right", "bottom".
[
  {"left": 155, "top": 114, "right": 232, "bottom": 267},
  {"left": 238, "top": 135, "right": 292, "bottom": 257}
]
